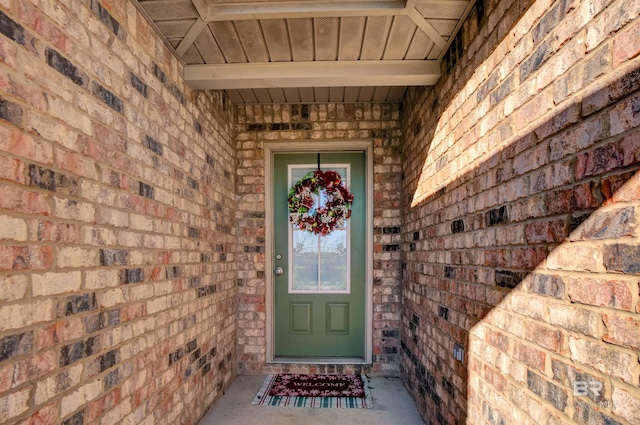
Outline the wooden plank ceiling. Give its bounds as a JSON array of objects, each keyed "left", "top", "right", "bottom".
[{"left": 133, "top": 0, "right": 474, "bottom": 104}]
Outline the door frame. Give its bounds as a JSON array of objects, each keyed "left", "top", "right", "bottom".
[{"left": 264, "top": 141, "right": 374, "bottom": 364}]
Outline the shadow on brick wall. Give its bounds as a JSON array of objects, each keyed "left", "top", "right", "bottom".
[{"left": 400, "top": 59, "right": 640, "bottom": 424}]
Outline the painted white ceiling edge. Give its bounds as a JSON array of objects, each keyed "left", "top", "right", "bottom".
[{"left": 133, "top": 0, "right": 476, "bottom": 94}]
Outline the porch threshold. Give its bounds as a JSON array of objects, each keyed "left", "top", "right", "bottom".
[{"left": 271, "top": 356, "right": 368, "bottom": 364}]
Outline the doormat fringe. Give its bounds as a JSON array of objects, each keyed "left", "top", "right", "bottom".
[{"left": 251, "top": 374, "right": 373, "bottom": 408}]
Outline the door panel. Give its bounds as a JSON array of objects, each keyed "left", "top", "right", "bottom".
[{"left": 274, "top": 152, "right": 365, "bottom": 357}]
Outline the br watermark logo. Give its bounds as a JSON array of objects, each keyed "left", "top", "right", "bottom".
[
  {"left": 573, "top": 380, "right": 609, "bottom": 408},
  {"left": 574, "top": 380, "right": 602, "bottom": 396}
]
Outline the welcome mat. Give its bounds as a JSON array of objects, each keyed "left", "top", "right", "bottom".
[{"left": 251, "top": 373, "right": 373, "bottom": 408}]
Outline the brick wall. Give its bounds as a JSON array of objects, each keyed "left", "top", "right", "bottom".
[
  {"left": 401, "top": 0, "right": 640, "bottom": 424},
  {"left": 0, "top": 1, "right": 237, "bottom": 424},
  {"left": 235, "top": 103, "right": 403, "bottom": 375}
]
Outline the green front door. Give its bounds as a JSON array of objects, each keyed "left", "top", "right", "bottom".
[{"left": 273, "top": 152, "right": 365, "bottom": 358}]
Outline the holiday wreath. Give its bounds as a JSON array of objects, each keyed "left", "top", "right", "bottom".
[{"left": 288, "top": 170, "right": 354, "bottom": 236}]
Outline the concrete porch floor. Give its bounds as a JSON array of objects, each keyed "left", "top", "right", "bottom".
[{"left": 198, "top": 375, "right": 426, "bottom": 425}]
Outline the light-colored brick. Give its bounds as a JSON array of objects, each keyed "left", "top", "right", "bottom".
[
  {"left": 0, "top": 215, "right": 28, "bottom": 241},
  {"left": 33, "top": 271, "right": 82, "bottom": 296},
  {"left": 0, "top": 299, "right": 54, "bottom": 332},
  {"left": 0, "top": 387, "right": 30, "bottom": 423},
  {"left": 60, "top": 380, "right": 103, "bottom": 418},
  {"left": 612, "top": 386, "right": 640, "bottom": 425},
  {"left": 0, "top": 274, "right": 28, "bottom": 301},
  {"left": 569, "top": 337, "right": 635, "bottom": 383}
]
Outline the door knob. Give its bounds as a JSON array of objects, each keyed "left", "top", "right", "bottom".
[{"left": 274, "top": 267, "right": 284, "bottom": 276}]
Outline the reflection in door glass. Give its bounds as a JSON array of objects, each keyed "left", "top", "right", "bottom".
[
  {"left": 292, "top": 230, "right": 319, "bottom": 290},
  {"left": 288, "top": 164, "right": 350, "bottom": 293},
  {"left": 320, "top": 229, "right": 347, "bottom": 290}
]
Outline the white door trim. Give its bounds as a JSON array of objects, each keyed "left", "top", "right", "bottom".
[{"left": 264, "top": 141, "right": 374, "bottom": 364}]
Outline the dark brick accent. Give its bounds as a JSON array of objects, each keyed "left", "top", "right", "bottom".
[
  {"left": 0, "top": 331, "right": 33, "bottom": 363},
  {"left": 527, "top": 370, "right": 568, "bottom": 412},
  {"left": 477, "top": 71, "right": 499, "bottom": 102},
  {"left": 62, "top": 293, "right": 98, "bottom": 316},
  {"left": 0, "top": 96, "right": 23, "bottom": 125},
  {"left": 104, "top": 369, "right": 121, "bottom": 390},
  {"left": 168, "top": 84, "right": 185, "bottom": 104},
  {"left": 292, "top": 122, "right": 312, "bottom": 130},
  {"left": 92, "top": 82, "right": 123, "bottom": 113},
  {"left": 84, "top": 309, "right": 120, "bottom": 334},
  {"left": 202, "top": 362, "right": 212, "bottom": 376},
  {"left": 487, "top": 206, "right": 508, "bottom": 226},
  {"left": 383, "top": 226, "right": 401, "bottom": 234},
  {"left": 60, "top": 339, "right": 99, "bottom": 367},
  {"left": 188, "top": 226, "right": 201, "bottom": 238},
  {"left": 452, "top": 219, "right": 465, "bottom": 233},
  {"left": 190, "top": 348, "right": 201, "bottom": 363},
  {"left": 61, "top": 411, "right": 84, "bottom": 425},
  {"left": 442, "top": 378, "right": 454, "bottom": 396},
  {"left": 153, "top": 64, "right": 167, "bottom": 83},
  {"left": 527, "top": 274, "right": 564, "bottom": 298},
  {"left": 206, "top": 154, "right": 215, "bottom": 167},
  {"left": 268, "top": 123, "right": 290, "bottom": 130},
  {"left": 438, "top": 306, "right": 449, "bottom": 320},
  {"left": 99, "top": 349, "right": 118, "bottom": 372},
  {"left": 382, "top": 329, "right": 399, "bottom": 338},
  {"left": 196, "top": 285, "right": 217, "bottom": 298},
  {"left": 169, "top": 348, "right": 184, "bottom": 366},
  {"left": 59, "top": 343, "right": 82, "bottom": 367},
  {"left": 383, "top": 244, "right": 400, "bottom": 252},
  {"left": 532, "top": 2, "right": 561, "bottom": 42},
  {"left": 185, "top": 339, "right": 197, "bottom": 353},
  {"left": 444, "top": 266, "right": 455, "bottom": 279},
  {"left": 490, "top": 75, "right": 513, "bottom": 106},
  {"left": 122, "top": 268, "right": 144, "bottom": 284},
  {"left": 604, "top": 244, "right": 640, "bottom": 274},
  {"left": 187, "top": 177, "right": 199, "bottom": 190},
  {"left": 166, "top": 266, "right": 181, "bottom": 279},
  {"left": 573, "top": 399, "right": 623, "bottom": 425},
  {"left": 99, "top": 249, "right": 128, "bottom": 266},
  {"left": 188, "top": 277, "right": 201, "bottom": 288},
  {"left": 46, "top": 48, "right": 87, "bottom": 87},
  {"left": 90, "top": 0, "right": 124, "bottom": 38},
  {"left": 194, "top": 120, "right": 202, "bottom": 134},
  {"left": 201, "top": 253, "right": 211, "bottom": 262},
  {"left": 246, "top": 123, "right": 267, "bottom": 131},
  {"left": 482, "top": 402, "right": 506, "bottom": 425},
  {"left": 520, "top": 41, "right": 550, "bottom": 83},
  {"left": 411, "top": 314, "right": 420, "bottom": 326},
  {"left": 413, "top": 231, "right": 420, "bottom": 240},
  {"left": 139, "top": 181, "right": 154, "bottom": 199},
  {"left": 551, "top": 360, "right": 607, "bottom": 405},
  {"left": 28, "top": 164, "right": 79, "bottom": 195},
  {"left": 0, "top": 10, "right": 32, "bottom": 49},
  {"left": 570, "top": 213, "right": 590, "bottom": 232},
  {"left": 130, "top": 72, "right": 148, "bottom": 97},
  {"left": 495, "top": 270, "right": 525, "bottom": 289},
  {"left": 409, "top": 242, "right": 416, "bottom": 251},
  {"left": 143, "top": 135, "right": 163, "bottom": 155},
  {"left": 244, "top": 246, "right": 264, "bottom": 253}
]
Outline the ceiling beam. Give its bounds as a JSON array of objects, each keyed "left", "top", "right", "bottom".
[
  {"left": 406, "top": 7, "right": 446, "bottom": 48},
  {"left": 175, "top": 18, "right": 207, "bottom": 56},
  {"left": 203, "top": 1, "right": 406, "bottom": 20},
  {"left": 184, "top": 60, "right": 441, "bottom": 90}
]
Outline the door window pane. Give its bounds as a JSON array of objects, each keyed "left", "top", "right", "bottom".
[
  {"left": 288, "top": 164, "right": 350, "bottom": 294},
  {"left": 320, "top": 229, "right": 348, "bottom": 290},
  {"left": 292, "top": 230, "right": 319, "bottom": 291}
]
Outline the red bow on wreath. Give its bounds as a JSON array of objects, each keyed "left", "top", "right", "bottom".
[{"left": 288, "top": 170, "right": 354, "bottom": 236}]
